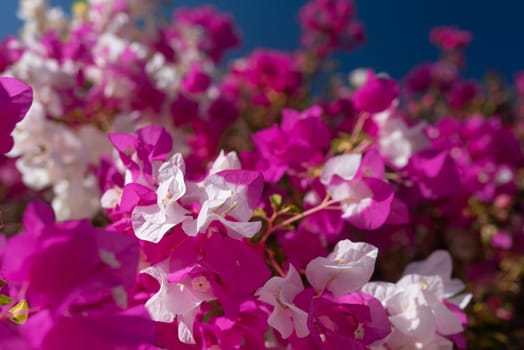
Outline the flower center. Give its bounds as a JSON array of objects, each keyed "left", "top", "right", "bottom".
[
  {"left": 191, "top": 275, "right": 211, "bottom": 293},
  {"left": 354, "top": 323, "right": 365, "bottom": 340}
]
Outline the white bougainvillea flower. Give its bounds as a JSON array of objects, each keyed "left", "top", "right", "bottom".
[
  {"left": 306, "top": 239, "right": 378, "bottom": 297},
  {"left": 132, "top": 153, "right": 189, "bottom": 242},
  {"left": 373, "top": 108, "right": 429, "bottom": 168},
  {"left": 208, "top": 150, "right": 241, "bottom": 174},
  {"left": 141, "top": 261, "right": 215, "bottom": 344},
  {"left": 256, "top": 265, "right": 309, "bottom": 339},
  {"left": 181, "top": 169, "right": 263, "bottom": 239},
  {"left": 403, "top": 250, "right": 470, "bottom": 305},
  {"left": 363, "top": 270, "right": 467, "bottom": 349},
  {"left": 320, "top": 153, "right": 363, "bottom": 184},
  {"left": 132, "top": 150, "right": 263, "bottom": 241}
]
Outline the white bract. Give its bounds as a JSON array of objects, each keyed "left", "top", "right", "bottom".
[
  {"left": 132, "top": 153, "right": 189, "bottom": 243},
  {"left": 256, "top": 265, "right": 309, "bottom": 339},
  {"left": 306, "top": 239, "right": 378, "bottom": 297},
  {"left": 374, "top": 108, "right": 429, "bottom": 168},
  {"left": 363, "top": 251, "right": 470, "bottom": 349},
  {"left": 141, "top": 261, "right": 215, "bottom": 344},
  {"left": 132, "top": 152, "right": 262, "bottom": 242},
  {"left": 8, "top": 101, "right": 110, "bottom": 220}
]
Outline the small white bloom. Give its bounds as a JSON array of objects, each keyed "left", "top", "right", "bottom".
[{"left": 306, "top": 239, "right": 378, "bottom": 297}]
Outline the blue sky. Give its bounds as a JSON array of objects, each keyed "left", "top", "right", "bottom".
[{"left": 1, "top": 1, "right": 522, "bottom": 80}]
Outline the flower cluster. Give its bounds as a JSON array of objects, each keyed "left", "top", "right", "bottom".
[
  {"left": 1, "top": 0, "right": 524, "bottom": 349},
  {"left": 5, "top": 0, "right": 241, "bottom": 219}
]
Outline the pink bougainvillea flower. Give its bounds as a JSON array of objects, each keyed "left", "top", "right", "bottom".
[
  {"left": 405, "top": 149, "right": 460, "bottom": 200},
  {"left": 446, "top": 80, "right": 480, "bottom": 109},
  {"left": 20, "top": 306, "right": 155, "bottom": 350},
  {"left": 429, "top": 26, "right": 472, "bottom": 51},
  {"left": 299, "top": 0, "right": 365, "bottom": 57},
  {"left": 1, "top": 200, "right": 140, "bottom": 308},
  {"left": 305, "top": 239, "right": 378, "bottom": 297},
  {"left": 232, "top": 50, "right": 303, "bottom": 96},
  {"left": 173, "top": 6, "right": 240, "bottom": 63},
  {"left": 181, "top": 63, "right": 211, "bottom": 94},
  {"left": 143, "top": 232, "right": 270, "bottom": 344},
  {"left": 0, "top": 77, "right": 32, "bottom": 154},
  {"left": 352, "top": 70, "right": 398, "bottom": 113},
  {"left": 405, "top": 62, "right": 434, "bottom": 93},
  {"left": 0, "top": 36, "right": 23, "bottom": 73},
  {"left": 224, "top": 49, "right": 304, "bottom": 109},
  {"left": 109, "top": 125, "right": 173, "bottom": 186},
  {"left": 251, "top": 105, "right": 331, "bottom": 180},
  {"left": 320, "top": 150, "right": 395, "bottom": 230},
  {"left": 0, "top": 200, "right": 155, "bottom": 348},
  {"left": 193, "top": 300, "right": 269, "bottom": 350},
  {"left": 292, "top": 290, "right": 391, "bottom": 349},
  {"left": 277, "top": 224, "right": 329, "bottom": 271}
]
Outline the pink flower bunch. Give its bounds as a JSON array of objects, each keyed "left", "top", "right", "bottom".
[
  {"left": 0, "top": 77, "right": 32, "bottom": 154},
  {"left": 1, "top": 0, "right": 242, "bottom": 219},
  {"left": 223, "top": 49, "right": 304, "bottom": 117},
  {"left": 247, "top": 106, "right": 330, "bottom": 182},
  {"left": 429, "top": 26, "right": 472, "bottom": 52},
  {"left": 299, "top": 0, "right": 365, "bottom": 57},
  {"left": 2, "top": 0, "right": 524, "bottom": 348},
  {"left": 173, "top": 6, "right": 240, "bottom": 63},
  {"left": 428, "top": 116, "right": 523, "bottom": 203},
  {"left": 0, "top": 200, "right": 155, "bottom": 349}
]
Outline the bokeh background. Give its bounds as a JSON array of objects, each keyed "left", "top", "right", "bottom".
[{"left": 1, "top": 0, "right": 523, "bottom": 79}]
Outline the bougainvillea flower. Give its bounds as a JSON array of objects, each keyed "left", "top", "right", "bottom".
[
  {"left": 132, "top": 153, "right": 189, "bottom": 243},
  {"left": 20, "top": 306, "right": 155, "bottom": 350},
  {"left": 404, "top": 251, "right": 463, "bottom": 298},
  {"left": 1, "top": 200, "right": 140, "bottom": 308},
  {"left": 363, "top": 255, "right": 470, "bottom": 350},
  {"left": 352, "top": 70, "right": 398, "bottom": 113},
  {"left": 305, "top": 239, "right": 378, "bottom": 297},
  {"left": 256, "top": 265, "right": 309, "bottom": 339},
  {"left": 292, "top": 290, "right": 391, "bottom": 349},
  {"left": 194, "top": 300, "right": 269, "bottom": 350},
  {"left": 429, "top": 26, "right": 472, "bottom": 51},
  {"left": 373, "top": 109, "right": 429, "bottom": 168},
  {"left": 141, "top": 260, "right": 215, "bottom": 344},
  {"left": 109, "top": 125, "right": 173, "bottom": 186},
  {"left": 405, "top": 149, "right": 459, "bottom": 200},
  {"left": 183, "top": 170, "right": 263, "bottom": 238},
  {"left": 320, "top": 151, "right": 395, "bottom": 230},
  {"left": 0, "top": 200, "right": 155, "bottom": 348},
  {"left": 299, "top": 0, "right": 365, "bottom": 57},
  {"left": 251, "top": 106, "right": 330, "bottom": 182},
  {"left": 0, "top": 77, "right": 32, "bottom": 154},
  {"left": 173, "top": 6, "right": 240, "bottom": 63},
  {"left": 143, "top": 232, "right": 270, "bottom": 344}
]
